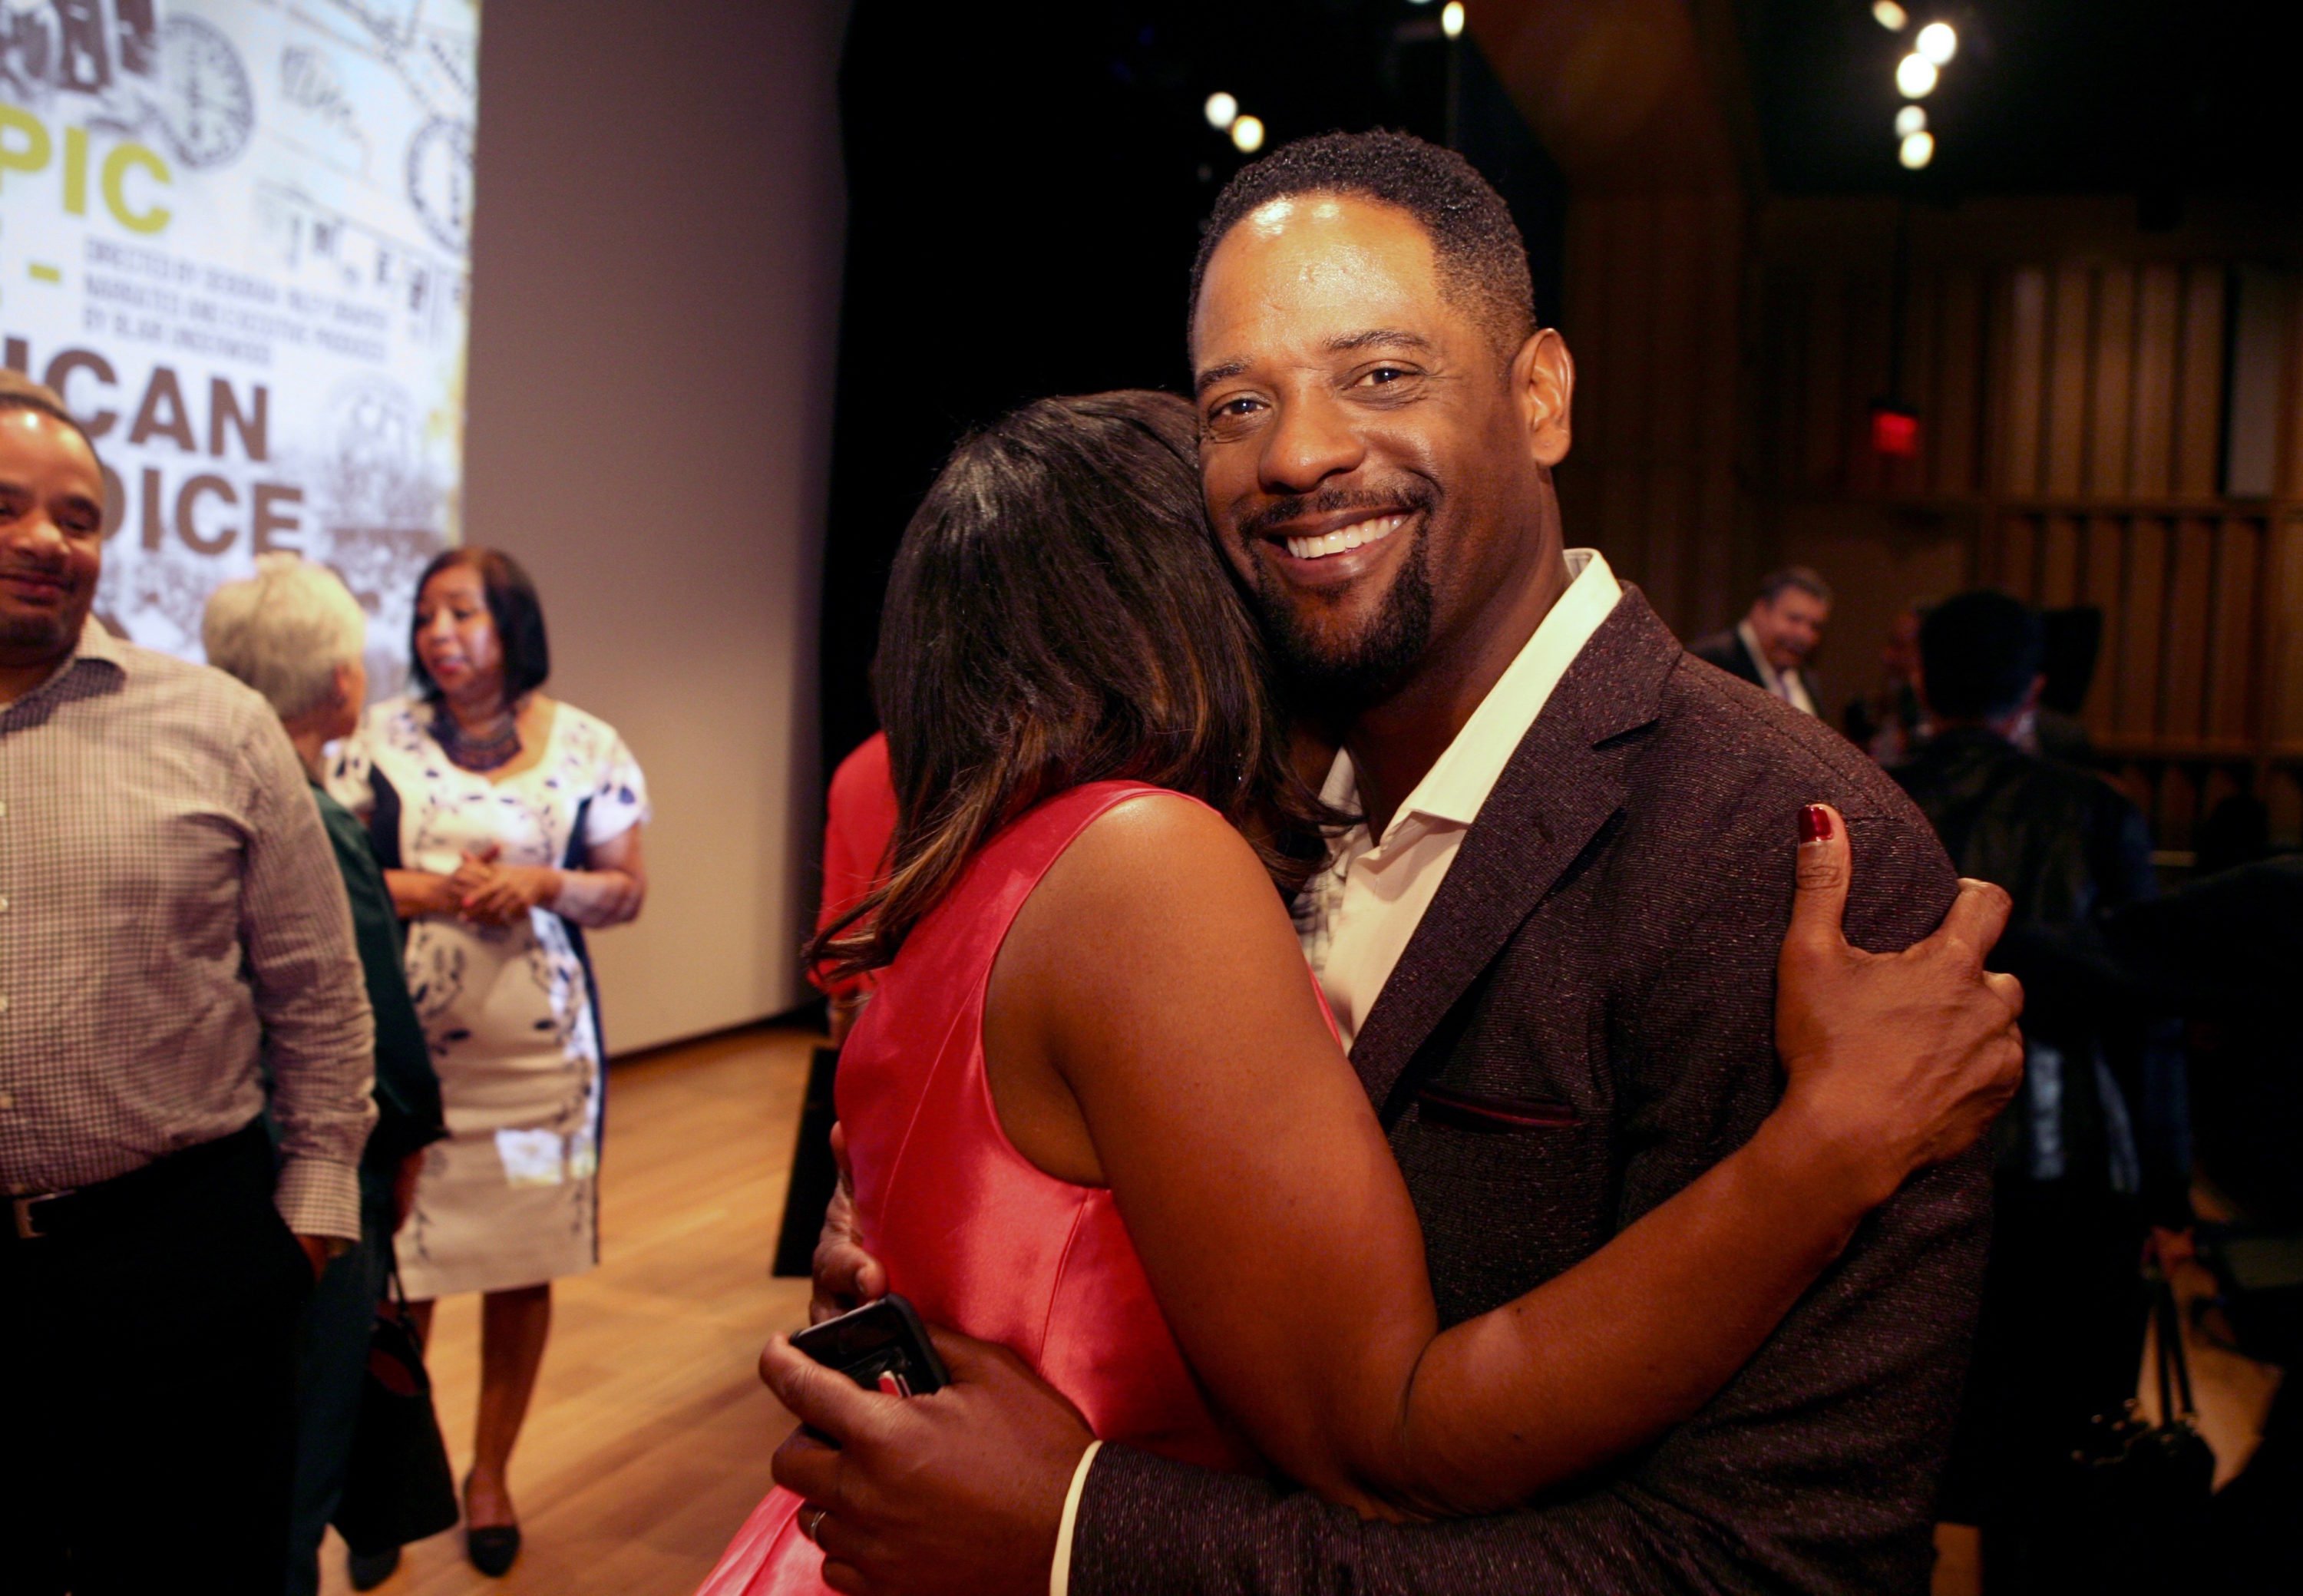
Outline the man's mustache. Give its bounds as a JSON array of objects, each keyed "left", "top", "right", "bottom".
[
  {"left": 0, "top": 559, "right": 74, "bottom": 582},
  {"left": 1235, "top": 485, "right": 1436, "bottom": 542}
]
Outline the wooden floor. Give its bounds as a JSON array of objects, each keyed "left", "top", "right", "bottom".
[
  {"left": 319, "top": 1025, "right": 818, "bottom": 1596},
  {"left": 324, "top": 1021, "right": 2284, "bottom": 1595}
]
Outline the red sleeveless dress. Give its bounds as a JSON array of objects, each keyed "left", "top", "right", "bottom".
[{"left": 698, "top": 784, "right": 1259, "bottom": 1596}]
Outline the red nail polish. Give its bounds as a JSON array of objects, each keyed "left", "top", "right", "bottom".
[{"left": 1799, "top": 805, "right": 1833, "bottom": 844}]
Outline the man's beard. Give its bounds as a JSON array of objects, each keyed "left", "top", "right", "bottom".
[
  {"left": 1249, "top": 524, "right": 1435, "bottom": 712},
  {"left": 0, "top": 606, "right": 77, "bottom": 659}
]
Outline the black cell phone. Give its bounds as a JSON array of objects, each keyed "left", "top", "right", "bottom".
[{"left": 790, "top": 1294, "right": 949, "bottom": 1396}]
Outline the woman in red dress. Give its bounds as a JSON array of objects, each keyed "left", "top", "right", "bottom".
[{"left": 702, "top": 393, "right": 2017, "bottom": 1594}]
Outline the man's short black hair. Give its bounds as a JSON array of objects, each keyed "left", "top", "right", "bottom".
[
  {"left": 1189, "top": 131, "right": 1538, "bottom": 359},
  {"left": 0, "top": 368, "right": 101, "bottom": 468},
  {"left": 1919, "top": 589, "right": 2045, "bottom": 722},
  {"left": 408, "top": 546, "right": 552, "bottom": 704},
  {"left": 1758, "top": 566, "right": 1833, "bottom": 606}
]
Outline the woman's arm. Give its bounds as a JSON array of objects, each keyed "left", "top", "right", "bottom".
[
  {"left": 551, "top": 824, "right": 646, "bottom": 927},
  {"left": 987, "top": 795, "right": 2017, "bottom": 1520},
  {"left": 385, "top": 867, "right": 463, "bottom": 920}
]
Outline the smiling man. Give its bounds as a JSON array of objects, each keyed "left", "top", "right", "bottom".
[
  {"left": 0, "top": 370, "right": 375, "bottom": 1593},
  {"left": 1693, "top": 567, "right": 1835, "bottom": 717},
  {"left": 772, "top": 134, "right": 2000, "bottom": 1596}
]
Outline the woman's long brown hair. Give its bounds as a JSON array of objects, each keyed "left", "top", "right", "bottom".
[{"left": 809, "top": 390, "right": 1340, "bottom": 983}]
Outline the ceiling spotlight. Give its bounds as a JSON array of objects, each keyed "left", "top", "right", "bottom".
[
  {"left": 1898, "top": 130, "right": 1935, "bottom": 170},
  {"left": 1442, "top": 2, "right": 1465, "bottom": 39},
  {"left": 1915, "top": 21, "right": 1957, "bottom": 64},
  {"left": 1895, "top": 52, "right": 1938, "bottom": 97},
  {"left": 1872, "top": 1, "right": 1908, "bottom": 28},
  {"left": 1204, "top": 91, "right": 1239, "bottom": 131},
  {"left": 1895, "top": 104, "right": 1928, "bottom": 137},
  {"left": 1231, "top": 114, "right": 1266, "bottom": 154}
]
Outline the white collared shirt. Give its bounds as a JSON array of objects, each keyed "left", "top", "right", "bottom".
[
  {"left": 1736, "top": 618, "right": 1818, "bottom": 717},
  {"left": 1297, "top": 547, "right": 1624, "bottom": 1049}
]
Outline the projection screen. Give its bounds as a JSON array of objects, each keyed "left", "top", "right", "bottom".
[{"left": 2, "top": 0, "right": 479, "bottom": 682}]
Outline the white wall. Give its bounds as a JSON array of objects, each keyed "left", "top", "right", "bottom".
[{"left": 461, "top": 0, "right": 847, "bottom": 1051}]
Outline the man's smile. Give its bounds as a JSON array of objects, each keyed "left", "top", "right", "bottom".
[
  {"left": 0, "top": 566, "right": 74, "bottom": 603},
  {"left": 1280, "top": 510, "right": 1411, "bottom": 562},
  {"left": 1250, "top": 505, "right": 1425, "bottom": 590}
]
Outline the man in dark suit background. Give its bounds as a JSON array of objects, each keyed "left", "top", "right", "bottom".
[
  {"left": 766, "top": 134, "right": 2014, "bottom": 1595},
  {"left": 1692, "top": 566, "right": 1834, "bottom": 717}
]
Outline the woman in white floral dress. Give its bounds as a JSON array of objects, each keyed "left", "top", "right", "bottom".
[{"left": 331, "top": 548, "right": 647, "bottom": 1576}]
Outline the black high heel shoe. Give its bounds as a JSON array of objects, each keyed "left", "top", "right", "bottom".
[
  {"left": 346, "top": 1545, "right": 401, "bottom": 1590},
  {"left": 466, "top": 1523, "right": 522, "bottom": 1578},
  {"left": 462, "top": 1475, "right": 522, "bottom": 1578}
]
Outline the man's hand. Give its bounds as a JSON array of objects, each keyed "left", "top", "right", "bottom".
[
  {"left": 295, "top": 1234, "right": 331, "bottom": 1282},
  {"left": 1776, "top": 802, "right": 2025, "bottom": 1204},
  {"left": 763, "top": 1327, "right": 1093, "bottom": 1596},
  {"left": 811, "top": 1122, "right": 887, "bottom": 1324}
]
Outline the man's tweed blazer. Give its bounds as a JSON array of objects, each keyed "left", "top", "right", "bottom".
[{"left": 1073, "top": 588, "right": 1990, "bottom": 1595}]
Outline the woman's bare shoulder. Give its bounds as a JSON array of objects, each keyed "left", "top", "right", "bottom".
[
  {"left": 1046, "top": 790, "right": 1284, "bottom": 912},
  {"left": 996, "top": 789, "right": 1304, "bottom": 1002}
]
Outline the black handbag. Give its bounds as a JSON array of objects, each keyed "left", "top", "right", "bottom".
[
  {"left": 2046, "top": 1277, "right": 2216, "bottom": 1593},
  {"left": 332, "top": 1265, "right": 461, "bottom": 1555}
]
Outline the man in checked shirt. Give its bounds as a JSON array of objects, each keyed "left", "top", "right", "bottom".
[{"left": 0, "top": 370, "right": 377, "bottom": 1593}]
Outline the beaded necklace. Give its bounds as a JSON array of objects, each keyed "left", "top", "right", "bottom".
[{"left": 434, "top": 701, "right": 524, "bottom": 773}]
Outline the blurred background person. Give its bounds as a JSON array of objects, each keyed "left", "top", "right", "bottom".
[
  {"left": 1844, "top": 600, "right": 1928, "bottom": 768},
  {"left": 330, "top": 547, "right": 649, "bottom": 1577},
  {"left": 1690, "top": 565, "right": 1832, "bottom": 716},
  {"left": 202, "top": 553, "right": 448, "bottom": 1596},
  {"left": 812, "top": 729, "right": 897, "bottom": 1048},
  {"left": 770, "top": 729, "right": 900, "bottom": 1281},
  {"left": 1892, "top": 589, "right": 2189, "bottom": 1593},
  {"left": 2027, "top": 607, "right": 2106, "bottom": 769}
]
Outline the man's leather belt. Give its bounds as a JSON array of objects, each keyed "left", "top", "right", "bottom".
[{"left": 6, "top": 1119, "right": 268, "bottom": 1243}]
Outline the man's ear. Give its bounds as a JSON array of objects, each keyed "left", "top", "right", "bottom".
[
  {"left": 1512, "top": 328, "right": 1574, "bottom": 469},
  {"left": 332, "top": 659, "right": 362, "bottom": 712}
]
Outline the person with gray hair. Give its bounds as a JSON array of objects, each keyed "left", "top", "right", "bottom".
[
  {"left": 1692, "top": 565, "right": 1834, "bottom": 716},
  {"left": 204, "top": 555, "right": 446, "bottom": 1595},
  {"left": 203, "top": 553, "right": 371, "bottom": 736}
]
